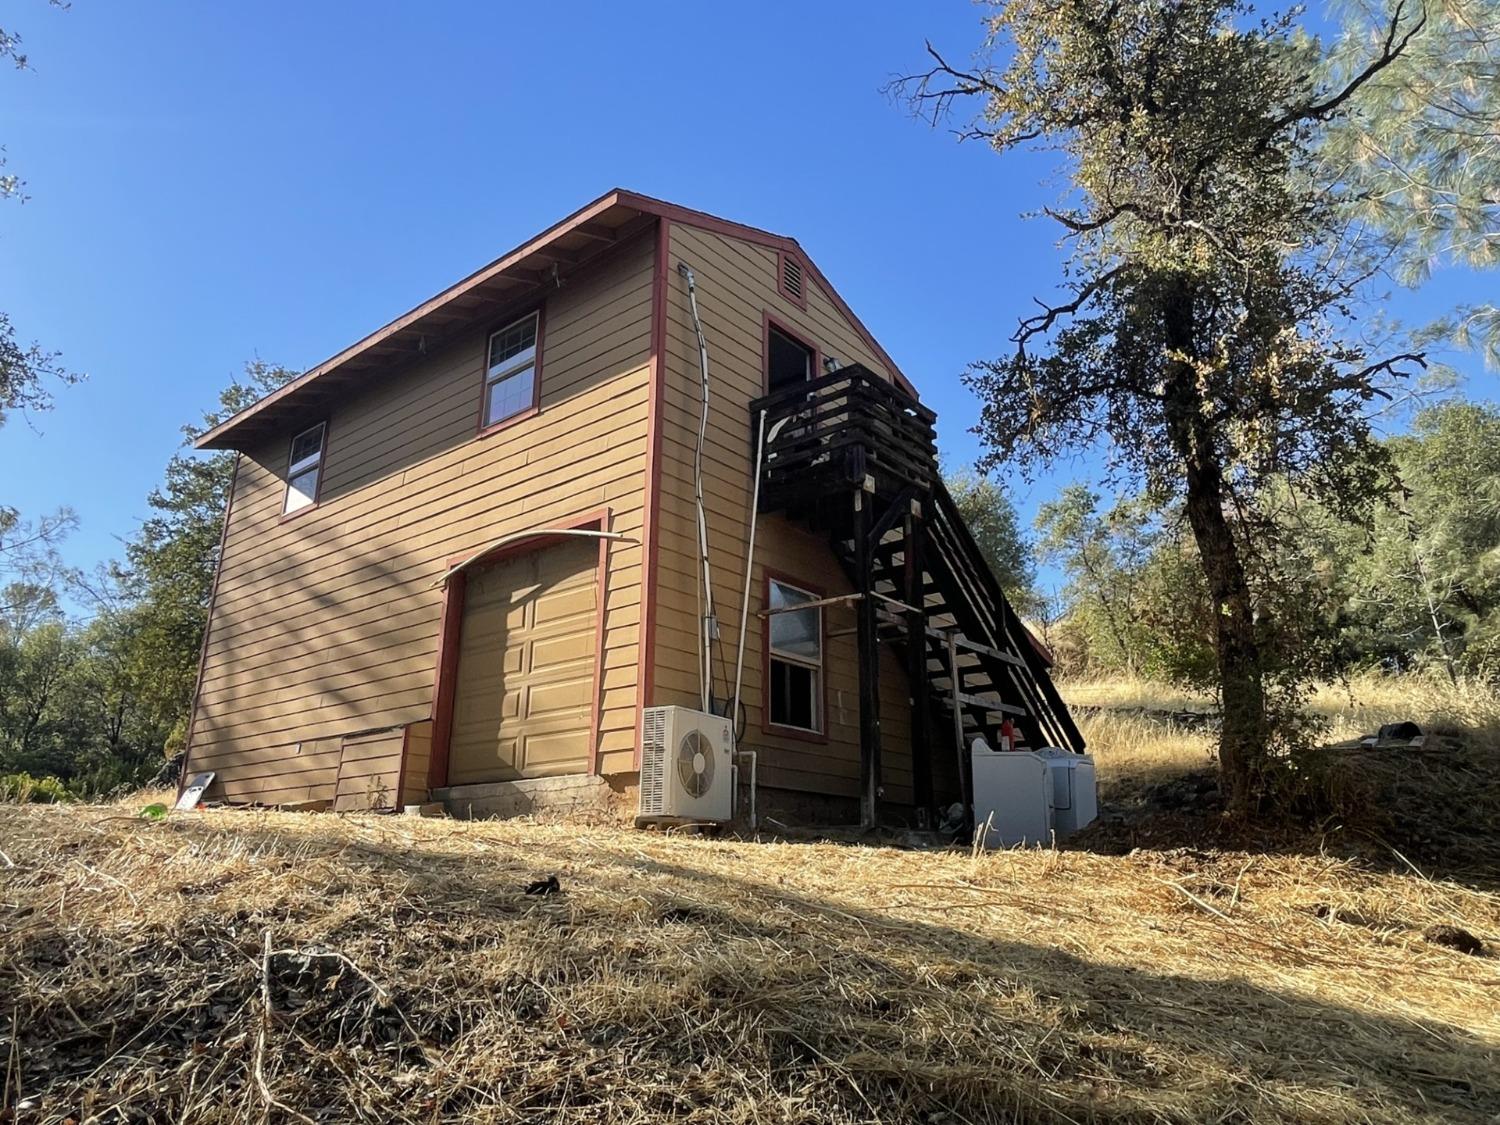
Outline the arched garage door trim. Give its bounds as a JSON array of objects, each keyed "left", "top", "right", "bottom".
[{"left": 428, "top": 507, "right": 614, "bottom": 789}]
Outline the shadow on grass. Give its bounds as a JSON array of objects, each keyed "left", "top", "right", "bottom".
[
  {"left": 1069, "top": 740, "right": 1500, "bottom": 894},
  {"left": 34, "top": 814, "right": 1480, "bottom": 1125}
]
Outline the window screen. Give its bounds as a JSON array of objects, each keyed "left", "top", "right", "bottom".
[
  {"left": 283, "top": 422, "right": 325, "bottom": 515},
  {"left": 484, "top": 311, "right": 540, "bottom": 428}
]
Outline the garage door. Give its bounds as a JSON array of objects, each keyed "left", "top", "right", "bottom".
[{"left": 447, "top": 538, "right": 599, "bottom": 785}]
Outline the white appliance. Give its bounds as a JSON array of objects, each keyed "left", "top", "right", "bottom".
[
  {"left": 638, "top": 706, "right": 734, "bottom": 823},
  {"left": 970, "top": 738, "right": 1097, "bottom": 848},
  {"left": 1038, "top": 747, "right": 1098, "bottom": 835},
  {"left": 971, "top": 738, "right": 1052, "bottom": 847}
]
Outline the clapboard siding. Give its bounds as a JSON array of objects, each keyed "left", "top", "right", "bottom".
[
  {"left": 189, "top": 229, "right": 655, "bottom": 801},
  {"left": 333, "top": 729, "right": 404, "bottom": 811},
  {"left": 651, "top": 223, "right": 924, "bottom": 803},
  {"left": 401, "top": 721, "right": 433, "bottom": 807}
]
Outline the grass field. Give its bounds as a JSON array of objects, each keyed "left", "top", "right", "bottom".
[
  {"left": 1065, "top": 671, "right": 1500, "bottom": 778},
  {"left": 1063, "top": 674, "right": 1500, "bottom": 882},
  {"left": 2, "top": 676, "right": 1497, "bottom": 1124},
  {"left": 1068, "top": 675, "right": 1500, "bottom": 753}
]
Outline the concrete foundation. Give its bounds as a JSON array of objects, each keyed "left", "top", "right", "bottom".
[
  {"left": 428, "top": 771, "right": 926, "bottom": 833},
  {"left": 434, "top": 774, "right": 615, "bottom": 820}
]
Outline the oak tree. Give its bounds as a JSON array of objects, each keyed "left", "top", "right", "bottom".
[{"left": 896, "top": 0, "right": 1438, "bottom": 813}]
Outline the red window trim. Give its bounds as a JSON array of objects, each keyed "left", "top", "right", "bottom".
[
  {"left": 761, "top": 310, "right": 823, "bottom": 396},
  {"left": 761, "top": 568, "right": 829, "bottom": 745},
  {"left": 776, "top": 248, "right": 808, "bottom": 310},
  {"left": 427, "top": 506, "right": 613, "bottom": 790},
  {"left": 476, "top": 302, "right": 546, "bottom": 439},
  {"left": 279, "top": 419, "right": 330, "bottom": 523}
]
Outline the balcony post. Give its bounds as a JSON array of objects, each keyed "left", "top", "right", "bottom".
[
  {"left": 853, "top": 486, "right": 882, "bottom": 829},
  {"left": 904, "top": 505, "right": 933, "bottom": 828}
]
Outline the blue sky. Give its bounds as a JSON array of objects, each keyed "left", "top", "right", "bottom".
[{"left": 0, "top": 0, "right": 1491, "bottom": 601}]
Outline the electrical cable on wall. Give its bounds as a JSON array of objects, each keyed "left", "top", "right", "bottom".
[
  {"left": 732, "top": 410, "right": 791, "bottom": 747},
  {"left": 677, "top": 262, "right": 719, "bottom": 714}
]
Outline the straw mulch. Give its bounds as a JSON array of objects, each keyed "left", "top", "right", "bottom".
[{"left": 2, "top": 804, "right": 1496, "bottom": 1124}]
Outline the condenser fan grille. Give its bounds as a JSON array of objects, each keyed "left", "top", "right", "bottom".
[{"left": 676, "top": 729, "right": 715, "bottom": 799}]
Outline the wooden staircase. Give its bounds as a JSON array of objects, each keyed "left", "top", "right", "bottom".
[
  {"left": 750, "top": 363, "right": 1083, "bottom": 826},
  {"left": 831, "top": 479, "right": 1084, "bottom": 757}
]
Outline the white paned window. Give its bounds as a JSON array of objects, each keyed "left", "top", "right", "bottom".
[
  {"left": 283, "top": 422, "right": 326, "bottom": 515},
  {"left": 768, "top": 579, "right": 822, "bottom": 732},
  {"left": 484, "top": 311, "right": 540, "bottom": 428}
]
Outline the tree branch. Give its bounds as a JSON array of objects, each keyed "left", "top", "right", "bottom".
[
  {"left": 1267, "top": 1, "right": 1426, "bottom": 138},
  {"left": 1014, "top": 266, "right": 1125, "bottom": 348},
  {"left": 887, "top": 41, "right": 1007, "bottom": 130}
]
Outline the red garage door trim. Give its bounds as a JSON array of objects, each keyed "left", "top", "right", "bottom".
[{"left": 428, "top": 507, "right": 612, "bottom": 789}]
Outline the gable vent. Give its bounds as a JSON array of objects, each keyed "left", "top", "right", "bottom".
[{"left": 780, "top": 254, "right": 804, "bottom": 302}]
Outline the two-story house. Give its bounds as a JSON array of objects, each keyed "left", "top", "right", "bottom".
[{"left": 185, "top": 190, "right": 1081, "bottom": 827}]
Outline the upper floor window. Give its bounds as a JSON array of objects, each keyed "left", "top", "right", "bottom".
[
  {"left": 767, "top": 578, "right": 823, "bottom": 733},
  {"left": 483, "top": 310, "right": 541, "bottom": 430},
  {"left": 283, "top": 422, "right": 326, "bottom": 515},
  {"left": 766, "top": 322, "right": 816, "bottom": 392}
]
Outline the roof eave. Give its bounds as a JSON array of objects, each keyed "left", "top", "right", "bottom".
[
  {"left": 194, "top": 189, "right": 649, "bottom": 450},
  {"left": 195, "top": 189, "right": 919, "bottom": 451}
]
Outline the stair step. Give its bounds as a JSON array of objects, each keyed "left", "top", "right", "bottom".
[{"left": 812, "top": 474, "right": 1085, "bottom": 761}]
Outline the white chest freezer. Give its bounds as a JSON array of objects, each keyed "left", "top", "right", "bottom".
[{"left": 970, "top": 739, "right": 1097, "bottom": 848}]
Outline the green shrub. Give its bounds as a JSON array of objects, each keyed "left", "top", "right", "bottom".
[
  {"left": 0, "top": 772, "right": 72, "bottom": 803},
  {"left": 66, "top": 757, "right": 160, "bottom": 800}
]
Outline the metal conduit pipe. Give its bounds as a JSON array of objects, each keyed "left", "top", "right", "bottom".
[
  {"left": 730, "top": 409, "right": 789, "bottom": 826},
  {"left": 677, "top": 262, "right": 718, "bottom": 714}
]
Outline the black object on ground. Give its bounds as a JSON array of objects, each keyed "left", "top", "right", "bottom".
[
  {"left": 1376, "top": 721, "right": 1423, "bottom": 742},
  {"left": 1422, "top": 923, "right": 1484, "bottom": 956}
]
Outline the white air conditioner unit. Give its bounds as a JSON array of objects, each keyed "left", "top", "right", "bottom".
[{"left": 638, "top": 706, "right": 734, "bottom": 823}]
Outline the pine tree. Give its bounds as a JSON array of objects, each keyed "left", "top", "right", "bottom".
[
  {"left": 113, "top": 362, "right": 294, "bottom": 748},
  {"left": 1323, "top": 0, "right": 1500, "bottom": 366}
]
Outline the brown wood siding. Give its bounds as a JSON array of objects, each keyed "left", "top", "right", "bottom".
[
  {"left": 650, "top": 223, "right": 924, "bottom": 802},
  {"left": 401, "top": 720, "right": 433, "bottom": 807},
  {"left": 189, "top": 231, "right": 655, "bottom": 804},
  {"left": 333, "top": 729, "right": 404, "bottom": 811}
]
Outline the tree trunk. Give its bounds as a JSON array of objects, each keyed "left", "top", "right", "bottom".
[
  {"left": 1182, "top": 457, "right": 1269, "bottom": 815},
  {"left": 1161, "top": 277, "right": 1270, "bottom": 817}
]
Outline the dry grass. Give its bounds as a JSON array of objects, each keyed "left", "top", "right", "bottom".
[
  {"left": 1061, "top": 675, "right": 1500, "bottom": 889},
  {"left": 1308, "top": 676, "right": 1500, "bottom": 751},
  {"left": 1062, "top": 672, "right": 1500, "bottom": 784},
  {"left": 1061, "top": 678, "right": 1219, "bottom": 717},
  {"left": 1069, "top": 710, "right": 1218, "bottom": 786},
  {"left": 3, "top": 675, "right": 1496, "bottom": 1122},
  {"left": 3, "top": 797, "right": 1498, "bottom": 1124}
]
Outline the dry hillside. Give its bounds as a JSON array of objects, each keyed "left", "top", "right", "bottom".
[{"left": 3, "top": 767, "right": 1497, "bottom": 1123}]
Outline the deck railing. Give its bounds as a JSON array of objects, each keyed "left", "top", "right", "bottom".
[{"left": 748, "top": 364, "right": 938, "bottom": 508}]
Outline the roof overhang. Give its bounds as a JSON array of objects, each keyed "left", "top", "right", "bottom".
[{"left": 195, "top": 188, "right": 917, "bottom": 451}]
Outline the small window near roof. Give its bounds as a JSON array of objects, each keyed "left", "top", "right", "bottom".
[
  {"left": 484, "top": 311, "right": 540, "bottom": 429},
  {"left": 767, "top": 579, "right": 822, "bottom": 733},
  {"left": 283, "top": 422, "right": 326, "bottom": 515}
]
